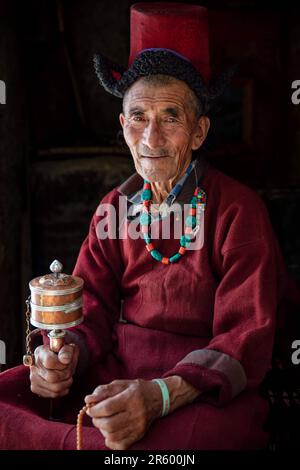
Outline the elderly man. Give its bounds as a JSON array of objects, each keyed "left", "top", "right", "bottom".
[{"left": 0, "top": 2, "right": 299, "bottom": 450}]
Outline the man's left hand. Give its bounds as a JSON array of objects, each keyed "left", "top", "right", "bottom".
[{"left": 85, "top": 379, "right": 162, "bottom": 450}]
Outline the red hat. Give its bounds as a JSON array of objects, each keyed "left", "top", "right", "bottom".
[
  {"left": 128, "top": 3, "right": 210, "bottom": 83},
  {"left": 93, "top": 2, "right": 235, "bottom": 113}
]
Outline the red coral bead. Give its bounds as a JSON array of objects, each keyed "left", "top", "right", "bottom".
[{"left": 146, "top": 243, "right": 154, "bottom": 252}]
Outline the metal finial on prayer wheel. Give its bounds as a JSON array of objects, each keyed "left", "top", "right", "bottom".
[{"left": 50, "top": 259, "right": 63, "bottom": 276}]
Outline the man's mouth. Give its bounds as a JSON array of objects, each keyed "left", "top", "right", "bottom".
[{"left": 141, "top": 155, "right": 168, "bottom": 159}]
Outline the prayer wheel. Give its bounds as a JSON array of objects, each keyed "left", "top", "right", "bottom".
[
  {"left": 23, "top": 259, "right": 83, "bottom": 361},
  {"left": 29, "top": 259, "right": 83, "bottom": 332},
  {"left": 23, "top": 260, "right": 84, "bottom": 421}
]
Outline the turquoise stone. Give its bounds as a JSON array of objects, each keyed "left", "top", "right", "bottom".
[
  {"left": 142, "top": 189, "right": 151, "bottom": 201},
  {"left": 180, "top": 235, "right": 192, "bottom": 246},
  {"left": 169, "top": 253, "right": 182, "bottom": 263},
  {"left": 140, "top": 213, "right": 151, "bottom": 225},
  {"left": 143, "top": 234, "right": 151, "bottom": 244},
  {"left": 180, "top": 235, "right": 187, "bottom": 247},
  {"left": 185, "top": 215, "right": 196, "bottom": 227},
  {"left": 150, "top": 250, "right": 163, "bottom": 261}
]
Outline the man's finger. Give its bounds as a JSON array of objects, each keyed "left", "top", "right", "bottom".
[
  {"left": 97, "top": 422, "right": 129, "bottom": 441},
  {"left": 36, "top": 365, "right": 72, "bottom": 383},
  {"left": 34, "top": 346, "right": 67, "bottom": 371},
  {"left": 105, "top": 433, "right": 136, "bottom": 451},
  {"left": 92, "top": 410, "right": 129, "bottom": 434},
  {"left": 86, "top": 389, "right": 128, "bottom": 418},
  {"left": 30, "top": 382, "right": 71, "bottom": 399},
  {"left": 85, "top": 380, "right": 128, "bottom": 405},
  {"left": 30, "top": 370, "right": 73, "bottom": 397},
  {"left": 58, "top": 344, "right": 77, "bottom": 365},
  {"left": 31, "top": 367, "right": 73, "bottom": 390}
]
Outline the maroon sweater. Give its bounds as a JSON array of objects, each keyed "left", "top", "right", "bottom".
[{"left": 72, "top": 160, "right": 299, "bottom": 406}]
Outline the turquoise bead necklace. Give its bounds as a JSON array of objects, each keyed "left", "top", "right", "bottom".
[{"left": 140, "top": 180, "right": 206, "bottom": 264}]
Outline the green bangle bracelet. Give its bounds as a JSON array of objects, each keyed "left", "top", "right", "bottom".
[{"left": 152, "top": 378, "right": 170, "bottom": 417}]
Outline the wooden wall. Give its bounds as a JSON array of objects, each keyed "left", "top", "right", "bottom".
[{"left": 0, "top": 2, "right": 28, "bottom": 366}]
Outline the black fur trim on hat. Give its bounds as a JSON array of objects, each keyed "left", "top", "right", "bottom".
[
  {"left": 93, "top": 54, "right": 126, "bottom": 98},
  {"left": 93, "top": 49, "right": 237, "bottom": 113}
]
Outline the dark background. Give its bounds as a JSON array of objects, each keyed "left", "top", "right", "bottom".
[{"left": 0, "top": 0, "right": 299, "bottom": 367}]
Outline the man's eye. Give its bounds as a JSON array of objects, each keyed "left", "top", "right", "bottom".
[
  {"left": 132, "top": 116, "right": 145, "bottom": 121},
  {"left": 164, "top": 117, "right": 177, "bottom": 123}
]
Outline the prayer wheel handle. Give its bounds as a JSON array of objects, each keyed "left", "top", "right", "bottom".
[
  {"left": 48, "top": 329, "right": 66, "bottom": 422},
  {"left": 48, "top": 261, "right": 67, "bottom": 421},
  {"left": 48, "top": 328, "right": 67, "bottom": 421},
  {"left": 48, "top": 261, "right": 67, "bottom": 359}
]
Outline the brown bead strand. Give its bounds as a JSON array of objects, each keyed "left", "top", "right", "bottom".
[{"left": 76, "top": 403, "right": 94, "bottom": 450}]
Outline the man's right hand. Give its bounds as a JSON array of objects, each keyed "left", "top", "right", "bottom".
[{"left": 30, "top": 343, "right": 79, "bottom": 398}]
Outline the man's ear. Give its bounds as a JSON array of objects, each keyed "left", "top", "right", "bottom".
[
  {"left": 192, "top": 116, "right": 210, "bottom": 150},
  {"left": 119, "top": 113, "right": 125, "bottom": 128}
]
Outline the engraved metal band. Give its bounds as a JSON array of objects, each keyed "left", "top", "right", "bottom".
[
  {"left": 30, "top": 298, "right": 82, "bottom": 314},
  {"left": 29, "top": 285, "right": 83, "bottom": 296},
  {"left": 30, "top": 317, "right": 83, "bottom": 330}
]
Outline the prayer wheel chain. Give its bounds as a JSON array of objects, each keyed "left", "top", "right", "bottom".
[
  {"left": 23, "top": 297, "right": 35, "bottom": 367},
  {"left": 25, "top": 298, "right": 32, "bottom": 356}
]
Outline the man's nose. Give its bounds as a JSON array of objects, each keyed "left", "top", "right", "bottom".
[{"left": 142, "top": 120, "right": 166, "bottom": 149}]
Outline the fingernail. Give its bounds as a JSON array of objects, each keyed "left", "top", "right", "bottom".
[
  {"left": 85, "top": 395, "right": 95, "bottom": 403},
  {"left": 60, "top": 353, "right": 71, "bottom": 360}
]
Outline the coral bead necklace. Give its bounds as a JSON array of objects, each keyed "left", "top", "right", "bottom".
[{"left": 140, "top": 180, "right": 206, "bottom": 264}]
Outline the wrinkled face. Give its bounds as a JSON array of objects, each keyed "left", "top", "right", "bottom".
[{"left": 119, "top": 78, "right": 209, "bottom": 182}]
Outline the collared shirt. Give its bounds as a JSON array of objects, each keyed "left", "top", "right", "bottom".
[{"left": 121, "top": 157, "right": 208, "bottom": 223}]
